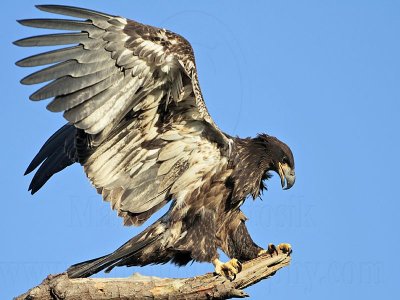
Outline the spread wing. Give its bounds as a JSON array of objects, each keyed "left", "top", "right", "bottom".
[{"left": 17, "top": 5, "right": 231, "bottom": 225}]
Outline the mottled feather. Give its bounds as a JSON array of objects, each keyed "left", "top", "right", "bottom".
[
  {"left": 18, "top": 5, "right": 295, "bottom": 279},
  {"left": 18, "top": 4, "right": 230, "bottom": 225}
]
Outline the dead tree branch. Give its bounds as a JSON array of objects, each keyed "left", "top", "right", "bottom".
[{"left": 15, "top": 250, "right": 291, "bottom": 300}]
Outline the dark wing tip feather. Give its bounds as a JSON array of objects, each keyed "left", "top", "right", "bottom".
[
  {"left": 25, "top": 152, "right": 46, "bottom": 176},
  {"left": 24, "top": 163, "right": 35, "bottom": 176},
  {"left": 28, "top": 150, "right": 73, "bottom": 194},
  {"left": 26, "top": 124, "right": 73, "bottom": 171}
]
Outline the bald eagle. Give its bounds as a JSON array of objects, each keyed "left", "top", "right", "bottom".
[{"left": 15, "top": 5, "right": 295, "bottom": 280}]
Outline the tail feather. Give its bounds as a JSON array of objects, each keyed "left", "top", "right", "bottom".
[
  {"left": 66, "top": 254, "right": 110, "bottom": 278},
  {"left": 67, "top": 229, "right": 160, "bottom": 278}
]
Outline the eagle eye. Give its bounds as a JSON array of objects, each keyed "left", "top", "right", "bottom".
[{"left": 282, "top": 156, "right": 289, "bottom": 164}]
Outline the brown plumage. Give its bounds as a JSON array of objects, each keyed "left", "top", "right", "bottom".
[{"left": 16, "top": 5, "right": 296, "bottom": 279}]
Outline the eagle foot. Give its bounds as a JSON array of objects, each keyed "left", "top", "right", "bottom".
[
  {"left": 258, "top": 243, "right": 292, "bottom": 256},
  {"left": 213, "top": 258, "right": 242, "bottom": 281}
]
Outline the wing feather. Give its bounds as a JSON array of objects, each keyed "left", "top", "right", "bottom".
[
  {"left": 14, "top": 33, "right": 92, "bottom": 47},
  {"left": 35, "top": 4, "right": 115, "bottom": 21},
  {"left": 48, "top": 73, "right": 123, "bottom": 113},
  {"left": 18, "top": 5, "right": 231, "bottom": 226},
  {"left": 21, "top": 59, "right": 114, "bottom": 85},
  {"left": 17, "top": 18, "right": 95, "bottom": 31}
]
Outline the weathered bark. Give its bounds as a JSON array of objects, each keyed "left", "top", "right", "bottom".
[{"left": 15, "top": 250, "right": 291, "bottom": 300}]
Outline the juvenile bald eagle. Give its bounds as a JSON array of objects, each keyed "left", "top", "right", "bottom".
[{"left": 16, "top": 5, "right": 295, "bottom": 279}]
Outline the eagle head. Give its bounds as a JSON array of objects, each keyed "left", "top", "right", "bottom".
[{"left": 257, "top": 134, "right": 295, "bottom": 190}]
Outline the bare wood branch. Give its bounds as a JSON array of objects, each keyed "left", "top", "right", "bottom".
[{"left": 15, "top": 251, "right": 291, "bottom": 300}]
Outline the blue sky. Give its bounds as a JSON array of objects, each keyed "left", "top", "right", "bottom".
[{"left": 1, "top": 1, "right": 399, "bottom": 299}]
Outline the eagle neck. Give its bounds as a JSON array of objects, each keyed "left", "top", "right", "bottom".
[{"left": 228, "top": 137, "right": 268, "bottom": 205}]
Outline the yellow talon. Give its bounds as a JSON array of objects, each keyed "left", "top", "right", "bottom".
[
  {"left": 258, "top": 243, "right": 292, "bottom": 257},
  {"left": 278, "top": 243, "right": 292, "bottom": 253},
  {"left": 258, "top": 249, "right": 268, "bottom": 256},
  {"left": 213, "top": 258, "right": 242, "bottom": 281}
]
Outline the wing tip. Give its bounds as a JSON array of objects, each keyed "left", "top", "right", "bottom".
[
  {"left": 20, "top": 75, "right": 34, "bottom": 85},
  {"left": 29, "top": 93, "right": 41, "bottom": 101},
  {"left": 15, "top": 57, "right": 31, "bottom": 67},
  {"left": 28, "top": 182, "right": 38, "bottom": 195},
  {"left": 12, "top": 39, "right": 24, "bottom": 47},
  {"left": 35, "top": 4, "right": 57, "bottom": 12},
  {"left": 35, "top": 4, "right": 71, "bottom": 14},
  {"left": 25, "top": 157, "right": 41, "bottom": 178},
  {"left": 35, "top": 4, "right": 114, "bottom": 19},
  {"left": 24, "top": 163, "right": 36, "bottom": 176}
]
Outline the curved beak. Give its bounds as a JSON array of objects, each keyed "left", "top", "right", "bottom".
[{"left": 278, "top": 162, "right": 296, "bottom": 190}]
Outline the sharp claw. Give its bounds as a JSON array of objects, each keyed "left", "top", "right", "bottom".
[
  {"left": 237, "top": 260, "right": 242, "bottom": 273},
  {"left": 213, "top": 258, "right": 242, "bottom": 280},
  {"left": 268, "top": 243, "right": 278, "bottom": 255}
]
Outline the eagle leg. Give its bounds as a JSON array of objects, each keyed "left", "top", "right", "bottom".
[
  {"left": 258, "top": 243, "right": 292, "bottom": 256},
  {"left": 219, "top": 210, "right": 264, "bottom": 263},
  {"left": 213, "top": 258, "right": 242, "bottom": 281}
]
